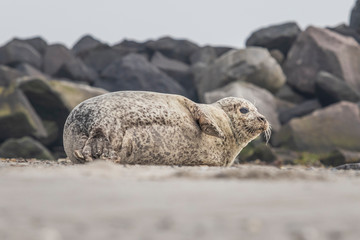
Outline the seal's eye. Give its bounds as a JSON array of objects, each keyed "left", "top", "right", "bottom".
[{"left": 240, "top": 107, "right": 249, "bottom": 114}]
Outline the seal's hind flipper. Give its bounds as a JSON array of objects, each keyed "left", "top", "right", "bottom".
[{"left": 185, "top": 100, "right": 224, "bottom": 139}]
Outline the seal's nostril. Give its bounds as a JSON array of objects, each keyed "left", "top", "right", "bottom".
[{"left": 257, "top": 116, "right": 265, "bottom": 122}]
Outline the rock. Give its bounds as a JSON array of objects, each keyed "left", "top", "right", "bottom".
[
  {"left": 269, "top": 49, "right": 284, "bottom": 64},
  {"left": 43, "top": 44, "right": 74, "bottom": 75},
  {"left": 21, "top": 37, "right": 48, "bottom": 55},
  {"left": 238, "top": 143, "right": 277, "bottom": 163},
  {"left": 197, "top": 47, "right": 286, "bottom": 98},
  {"left": 55, "top": 58, "right": 98, "bottom": 84},
  {"left": 350, "top": 0, "right": 360, "bottom": 32},
  {"left": 145, "top": 36, "right": 199, "bottom": 63},
  {"left": 72, "top": 34, "right": 104, "bottom": 56},
  {"left": 113, "top": 39, "right": 147, "bottom": 55},
  {"left": 40, "top": 120, "right": 59, "bottom": 146},
  {"left": 18, "top": 77, "right": 107, "bottom": 145},
  {"left": 315, "top": 71, "right": 360, "bottom": 106},
  {"left": 275, "top": 84, "right": 307, "bottom": 104},
  {"left": 204, "top": 81, "right": 281, "bottom": 131},
  {"left": 98, "top": 53, "right": 187, "bottom": 96},
  {"left": 43, "top": 44, "right": 97, "bottom": 83},
  {"left": 214, "top": 46, "right": 233, "bottom": 57},
  {"left": 16, "top": 63, "right": 48, "bottom": 79},
  {"left": 272, "top": 101, "right": 360, "bottom": 152},
  {"left": 0, "top": 39, "right": 42, "bottom": 69},
  {"left": 0, "top": 136, "right": 54, "bottom": 160},
  {"left": 246, "top": 22, "right": 301, "bottom": 55},
  {"left": 335, "top": 163, "right": 360, "bottom": 170},
  {"left": 328, "top": 24, "right": 360, "bottom": 44},
  {"left": 0, "top": 85, "right": 47, "bottom": 142},
  {"left": 276, "top": 98, "right": 295, "bottom": 113},
  {"left": 190, "top": 46, "right": 218, "bottom": 65},
  {"left": 279, "top": 99, "right": 321, "bottom": 124},
  {"left": 151, "top": 52, "right": 197, "bottom": 100},
  {"left": 0, "top": 65, "right": 24, "bottom": 87},
  {"left": 284, "top": 26, "right": 360, "bottom": 96},
  {"left": 320, "top": 149, "right": 360, "bottom": 167},
  {"left": 80, "top": 45, "right": 129, "bottom": 73}
]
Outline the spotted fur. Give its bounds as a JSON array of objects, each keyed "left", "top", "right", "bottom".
[{"left": 63, "top": 91, "right": 269, "bottom": 166}]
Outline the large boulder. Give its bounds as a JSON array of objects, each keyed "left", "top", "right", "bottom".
[
  {"left": 0, "top": 136, "right": 54, "bottom": 160},
  {"left": 18, "top": 77, "right": 107, "bottom": 145},
  {"left": 350, "top": 0, "right": 360, "bottom": 33},
  {"left": 43, "top": 44, "right": 97, "bottom": 83},
  {"left": 0, "top": 85, "right": 47, "bottom": 142},
  {"left": 328, "top": 24, "right": 360, "bottom": 44},
  {"left": 0, "top": 40, "right": 42, "bottom": 69},
  {"left": 284, "top": 26, "right": 360, "bottom": 96},
  {"left": 80, "top": 45, "right": 129, "bottom": 73},
  {"left": 275, "top": 84, "right": 307, "bottom": 104},
  {"left": 246, "top": 22, "right": 301, "bottom": 56},
  {"left": 204, "top": 81, "right": 281, "bottom": 131},
  {"left": 197, "top": 47, "right": 286, "bottom": 99},
  {"left": 315, "top": 71, "right": 360, "bottom": 106},
  {"left": 145, "top": 37, "right": 199, "bottom": 63},
  {"left": 16, "top": 63, "right": 48, "bottom": 79},
  {"left": 320, "top": 149, "right": 360, "bottom": 167},
  {"left": 151, "top": 52, "right": 197, "bottom": 100},
  {"left": 190, "top": 46, "right": 218, "bottom": 65},
  {"left": 43, "top": 44, "right": 74, "bottom": 75},
  {"left": 278, "top": 99, "right": 321, "bottom": 124},
  {"left": 273, "top": 101, "right": 360, "bottom": 152},
  {"left": 72, "top": 35, "right": 104, "bottom": 56},
  {"left": 56, "top": 58, "right": 98, "bottom": 84},
  {"left": 19, "top": 37, "right": 48, "bottom": 55},
  {"left": 0, "top": 65, "right": 24, "bottom": 87},
  {"left": 98, "top": 53, "right": 188, "bottom": 96},
  {"left": 113, "top": 39, "right": 148, "bottom": 56}
]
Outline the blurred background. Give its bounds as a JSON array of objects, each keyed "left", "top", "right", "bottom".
[{"left": 1, "top": 0, "right": 360, "bottom": 167}]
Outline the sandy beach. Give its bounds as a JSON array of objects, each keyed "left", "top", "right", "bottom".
[{"left": 0, "top": 160, "right": 360, "bottom": 240}]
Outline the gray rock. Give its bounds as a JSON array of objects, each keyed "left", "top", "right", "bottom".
[
  {"left": 190, "top": 46, "right": 218, "bottom": 65},
  {"left": 214, "top": 46, "right": 233, "bottom": 57},
  {"left": 113, "top": 39, "right": 147, "bottom": 55},
  {"left": 21, "top": 37, "right": 48, "bottom": 55},
  {"left": 0, "top": 65, "right": 24, "bottom": 87},
  {"left": 350, "top": 0, "right": 360, "bottom": 32},
  {"left": 328, "top": 24, "right": 360, "bottom": 44},
  {"left": 275, "top": 84, "right": 307, "bottom": 104},
  {"left": 204, "top": 81, "right": 281, "bottom": 131},
  {"left": 80, "top": 45, "right": 129, "bottom": 73},
  {"left": 55, "top": 58, "right": 98, "bottom": 84},
  {"left": 43, "top": 44, "right": 74, "bottom": 75},
  {"left": 98, "top": 53, "right": 187, "bottom": 96},
  {"left": 279, "top": 99, "right": 321, "bottom": 124},
  {"left": 238, "top": 142, "right": 277, "bottom": 163},
  {"left": 0, "top": 84, "right": 47, "bottom": 142},
  {"left": 16, "top": 63, "right": 48, "bottom": 79},
  {"left": 246, "top": 22, "right": 301, "bottom": 55},
  {"left": 0, "top": 40, "right": 42, "bottom": 69},
  {"left": 18, "top": 77, "right": 107, "bottom": 145},
  {"left": 320, "top": 149, "right": 360, "bottom": 167},
  {"left": 145, "top": 36, "right": 199, "bottom": 63},
  {"left": 269, "top": 49, "right": 284, "bottom": 65},
  {"left": 315, "top": 71, "right": 360, "bottom": 106},
  {"left": 273, "top": 101, "right": 360, "bottom": 152},
  {"left": 151, "top": 52, "right": 197, "bottom": 100},
  {"left": 197, "top": 47, "right": 286, "bottom": 99},
  {"left": 72, "top": 34, "right": 104, "bottom": 56},
  {"left": 284, "top": 26, "right": 360, "bottom": 96},
  {"left": 0, "top": 136, "right": 54, "bottom": 160}
]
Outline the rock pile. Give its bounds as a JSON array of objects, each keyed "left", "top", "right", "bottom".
[{"left": 1, "top": 2, "right": 360, "bottom": 167}]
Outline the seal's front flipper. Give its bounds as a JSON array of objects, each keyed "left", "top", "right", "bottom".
[{"left": 186, "top": 101, "right": 224, "bottom": 139}]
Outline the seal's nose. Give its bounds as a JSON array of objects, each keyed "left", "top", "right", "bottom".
[{"left": 257, "top": 116, "right": 266, "bottom": 122}]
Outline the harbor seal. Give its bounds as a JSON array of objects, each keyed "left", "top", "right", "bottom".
[{"left": 63, "top": 91, "right": 270, "bottom": 166}]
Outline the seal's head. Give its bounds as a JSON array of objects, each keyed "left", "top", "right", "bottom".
[{"left": 217, "top": 97, "right": 271, "bottom": 143}]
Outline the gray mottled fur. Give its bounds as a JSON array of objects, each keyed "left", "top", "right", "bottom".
[{"left": 63, "top": 91, "right": 269, "bottom": 166}]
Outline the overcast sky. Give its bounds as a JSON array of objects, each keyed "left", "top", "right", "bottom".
[{"left": 0, "top": 0, "right": 355, "bottom": 49}]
